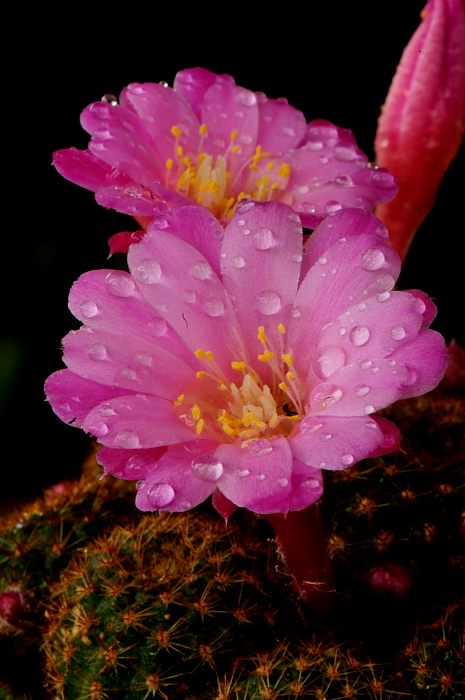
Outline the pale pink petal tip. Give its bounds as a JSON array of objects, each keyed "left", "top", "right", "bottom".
[
  {"left": 46, "top": 205, "right": 447, "bottom": 515},
  {"left": 375, "top": 0, "right": 465, "bottom": 259},
  {"left": 55, "top": 68, "right": 398, "bottom": 229}
]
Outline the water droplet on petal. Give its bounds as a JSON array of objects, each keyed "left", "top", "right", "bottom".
[
  {"left": 358, "top": 302, "right": 367, "bottom": 311},
  {"left": 191, "top": 455, "right": 224, "bottom": 481},
  {"left": 257, "top": 290, "right": 281, "bottom": 315},
  {"left": 147, "top": 482, "right": 175, "bottom": 507},
  {"left": 105, "top": 271, "right": 136, "bottom": 297},
  {"left": 87, "top": 343, "right": 107, "bottom": 360},
  {"left": 320, "top": 433, "right": 333, "bottom": 441},
  {"left": 235, "top": 89, "right": 256, "bottom": 106},
  {"left": 115, "top": 430, "right": 140, "bottom": 448},
  {"left": 121, "top": 367, "right": 137, "bottom": 380},
  {"left": 282, "top": 125, "right": 295, "bottom": 137},
  {"left": 363, "top": 404, "right": 375, "bottom": 415},
  {"left": 359, "top": 360, "right": 373, "bottom": 370},
  {"left": 391, "top": 326, "right": 406, "bottom": 341},
  {"left": 81, "top": 300, "right": 99, "bottom": 318},
  {"left": 341, "top": 453, "right": 354, "bottom": 466},
  {"left": 362, "top": 249, "right": 386, "bottom": 271},
  {"left": 303, "top": 477, "right": 321, "bottom": 489},
  {"left": 125, "top": 455, "right": 149, "bottom": 478},
  {"left": 191, "top": 261, "right": 213, "bottom": 280},
  {"left": 350, "top": 326, "right": 370, "bottom": 346},
  {"left": 315, "top": 345, "right": 346, "bottom": 379},
  {"left": 256, "top": 473, "right": 266, "bottom": 481},
  {"left": 242, "top": 228, "right": 251, "bottom": 236},
  {"left": 319, "top": 461, "right": 327, "bottom": 468},
  {"left": 148, "top": 318, "right": 168, "bottom": 336},
  {"left": 355, "top": 385, "right": 370, "bottom": 397},
  {"left": 237, "top": 218, "right": 246, "bottom": 227},
  {"left": 98, "top": 403, "right": 116, "bottom": 417},
  {"left": 101, "top": 94, "right": 118, "bottom": 105},
  {"left": 236, "top": 469, "right": 251, "bottom": 477},
  {"left": 325, "top": 200, "right": 342, "bottom": 215},
  {"left": 318, "top": 256, "right": 328, "bottom": 265},
  {"left": 233, "top": 255, "right": 246, "bottom": 268},
  {"left": 339, "top": 328, "right": 347, "bottom": 336},
  {"left": 292, "top": 253, "right": 303, "bottom": 263},
  {"left": 277, "top": 477, "right": 288, "bottom": 488},
  {"left": 253, "top": 228, "right": 276, "bottom": 250},
  {"left": 377, "top": 291, "right": 391, "bottom": 303},
  {"left": 135, "top": 352, "right": 152, "bottom": 366},
  {"left": 291, "top": 308, "right": 301, "bottom": 318},
  {"left": 334, "top": 146, "right": 357, "bottom": 161},
  {"left": 135, "top": 259, "right": 161, "bottom": 284},
  {"left": 403, "top": 368, "right": 418, "bottom": 386},
  {"left": 89, "top": 421, "right": 109, "bottom": 437},
  {"left": 248, "top": 439, "right": 273, "bottom": 456},
  {"left": 371, "top": 170, "right": 396, "bottom": 188},
  {"left": 414, "top": 298, "right": 426, "bottom": 314},
  {"left": 335, "top": 174, "right": 352, "bottom": 186},
  {"left": 375, "top": 274, "right": 395, "bottom": 291},
  {"left": 203, "top": 298, "right": 225, "bottom": 317}
]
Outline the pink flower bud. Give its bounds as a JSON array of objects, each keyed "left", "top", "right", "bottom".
[
  {"left": 0, "top": 588, "right": 25, "bottom": 629},
  {"left": 368, "top": 563, "right": 412, "bottom": 597},
  {"left": 375, "top": 0, "right": 465, "bottom": 259}
]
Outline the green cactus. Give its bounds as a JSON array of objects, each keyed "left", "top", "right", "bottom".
[{"left": 0, "top": 392, "right": 463, "bottom": 698}]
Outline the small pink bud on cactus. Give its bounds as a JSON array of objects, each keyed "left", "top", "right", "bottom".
[
  {"left": 375, "top": 0, "right": 465, "bottom": 259},
  {"left": 0, "top": 587, "right": 25, "bottom": 630},
  {"left": 368, "top": 563, "right": 412, "bottom": 598}
]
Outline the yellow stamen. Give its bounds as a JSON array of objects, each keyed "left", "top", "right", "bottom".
[
  {"left": 176, "top": 145, "right": 184, "bottom": 157},
  {"left": 277, "top": 323, "right": 286, "bottom": 334},
  {"left": 257, "top": 326, "right": 268, "bottom": 344},
  {"left": 191, "top": 405, "right": 201, "bottom": 421},
  {"left": 175, "top": 393, "right": 185, "bottom": 406},
  {"left": 231, "top": 361, "right": 246, "bottom": 371},
  {"left": 281, "top": 353, "right": 293, "bottom": 367},
  {"left": 196, "top": 371, "right": 205, "bottom": 379},
  {"left": 171, "top": 125, "right": 182, "bottom": 138},
  {"left": 258, "top": 350, "right": 274, "bottom": 362},
  {"left": 196, "top": 418, "right": 205, "bottom": 435},
  {"left": 194, "top": 349, "right": 215, "bottom": 361},
  {"left": 279, "top": 163, "right": 291, "bottom": 179},
  {"left": 286, "top": 371, "right": 294, "bottom": 381},
  {"left": 199, "top": 123, "right": 208, "bottom": 136},
  {"left": 166, "top": 158, "right": 174, "bottom": 170},
  {"left": 230, "top": 129, "right": 238, "bottom": 142},
  {"left": 279, "top": 382, "right": 289, "bottom": 392}
]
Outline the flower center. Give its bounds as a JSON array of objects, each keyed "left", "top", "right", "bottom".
[
  {"left": 165, "top": 124, "right": 292, "bottom": 219},
  {"left": 174, "top": 324, "right": 303, "bottom": 443}
]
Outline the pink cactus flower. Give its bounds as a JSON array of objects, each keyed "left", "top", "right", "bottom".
[
  {"left": 54, "top": 68, "right": 397, "bottom": 238},
  {"left": 375, "top": 0, "right": 465, "bottom": 259},
  {"left": 45, "top": 203, "right": 446, "bottom": 516}
]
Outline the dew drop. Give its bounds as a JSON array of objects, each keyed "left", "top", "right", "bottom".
[
  {"left": 237, "top": 218, "right": 246, "bottom": 227},
  {"left": 350, "top": 326, "right": 370, "bottom": 346},
  {"left": 318, "top": 256, "right": 328, "bottom": 265},
  {"left": 81, "top": 300, "right": 99, "bottom": 318},
  {"left": 87, "top": 343, "right": 107, "bottom": 360},
  {"left": 233, "top": 255, "right": 246, "bottom": 268},
  {"left": 242, "top": 228, "right": 251, "bottom": 236},
  {"left": 303, "top": 477, "right": 321, "bottom": 489},
  {"left": 294, "top": 185, "right": 309, "bottom": 196},
  {"left": 135, "top": 259, "right": 161, "bottom": 284},
  {"left": 277, "top": 477, "right": 288, "bottom": 488},
  {"left": 403, "top": 368, "right": 418, "bottom": 386},
  {"left": 105, "top": 271, "right": 136, "bottom": 297},
  {"left": 359, "top": 359, "right": 373, "bottom": 370},
  {"left": 391, "top": 326, "right": 406, "bottom": 341},
  {"left": 236, "top": 469, "right": 251, "bottom": 477},
  {"left": 147, "top": 482, "right": 175, "bottom": 507},
  {"left": 375, "top": 273, "right": 395, "bottom": 291},
  {"left": 315, "top": 345, "right": 346, "bottom": 379},
  {"left": 135, "top": 352, "right": 152, "bottom": 366},
  {"left": 363, "top": 404, "right": 375, "bottom": 415},
  {"left": 377, "top": 291, "right": 391, "bottom": 303},
  {"left": 334, "top": 146, "right": 357, "bottom": 161},
  {"left": 355, "top": 385, "right": 370, "bottom": 397},
  {"left": 191, "top": 455, "right": 224, "bottom": 481},
  {"left": 362, "top": 249, "right": 386, "bottom": 271},
  {"left": 115, "top": 430, "right": 140, "bottom": 448},
  {"left": 183, "top": 290, "right": 197, "bottom": 304},
  {"left": 358, "top": 302, "right": 367, "bottom": 311},
  {"left": 121, "top": 367, "right": 137, "bottom": 380},
  {"left": 339, "top": 328, "right": 347, "bottom": 336},
  {"left": 414, "top": 298, "right": 426, "bottom": 314},
  {"left": 256, "top": 473, "right": 266, "bottom": 481},
  {"left": 341, "top": 453, "right": 354, "bottom": 466},
  {"left": 371, "top": 170, "right": 396, "bottom": 188},
  {"left": 148, "top": 318, "right": 168, "bottom": 336},
  {"left": 291, "top": 308, "right": 301, "bottom": 318},
  {"left": 253, "top": 228, "right": 276, "bottom": 250},
  {"left": 257, "top": 290, "right": 281, "bottom": 315},
  {"left": 292, "top": 253, "right": 303, "bottom": 263},
  {"left": 248, "top": 439, "right": 273, "bottom": 456},
  {"left": 306, "top": 140, "right": 324, "bottom": 151},
  {"left": 101, "top": 93, "right": 118, "bottom": 105},
  {"left": 203, "top": 298, "right": 225, "bottom": 317},
  {"left": 320, "top": 433, "right": 333, "bottom": 441},
  {"left": 191, "top": 261, "right": 213, "bottom": 280},
  {"left": 335, "top": 174, "right": 352, "bottom": 186},
  {"left": 319, "top": 461, "right": 327, "bottom": 468},
  {"left": 89, "top": 421, "right": 108, "bottom": 437},
  {"left": 235, "top": 89, "right": 256, "bottom": 106},
  {"left": 325, "top": 200, "right": 342, "bottom": 214},
  {"left": 125, "top": 455, "right": 148, "bottom": 478}
]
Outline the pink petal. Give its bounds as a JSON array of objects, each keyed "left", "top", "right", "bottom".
[
  {"left": 108, "top": 230, "right": 145, "bottom": 256},
  {"left": 174, "top": 67, "right": 224, "bottom": 120},
  {"left": 120, "top": 82, "right": 199, "bottom": 165},
  {"left": 220, "top": 201, "right": 302, "bottom": 364},
  {"left": 44, "top": 369, "right": 123, "bottom": 427},
  {"left": 127, "top": 229, "right": 242, "bottom": 372},
  {"left": 289, "top": 415, "right": 384, "bottom": 470},
  {"left": 215, "top": 436, "right": 293, "bottom": 513},
  {"left": 368, "top": 418, "right": 401, "bottom": 457},
  {"left": 249, "top": 463, "right": 324, "bottom": 514},
  {"left": 53, "top": 148, "right": 132, "bottom": 192},
  {"left": 290, "top": 227, "right": 400, "bottom": 376},
  {"left": 389, "top": 329, "right": 447, "bottom": 398},
  {"left": 82, "top": 394, "right": 194, "bottom": 448},
  {"left": 256, "top": 95, "right": 307, "bottom": 153},
  {"left": 95, "top": 182, "right": 188, "bottom": 217},
  {"left": 375, "top": 0, "right": 465, "bottom": 258},
  {"left": 135, "top": 441, "right": 219, "bottom": 511},
  {"left": 97, "top": 446, "right": 166, "bottom": 479},
  {"left": 147, "top": 205, "right": 224, "bottom": 276},
  {"left": 211, "top": 489, "right": 238, "bottom": 520},
  {"left": 68, "top": 270, "right": 194, "bottom": 366},
  {"left": 62, "top": 326, "right": 194, "bottom": 401},
  {"left": 201, "top": 79, "right": 259, "bottom": 165},
  {"left": 406, "top": 289, "right": 437, "bottom": 326},
  {"left": 81, "top": 102, "right": 162, "bottom": 183}
]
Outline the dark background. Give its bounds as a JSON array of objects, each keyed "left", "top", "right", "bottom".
[{"left": 3, "top": 3, "right": 463, "bottom": 510}]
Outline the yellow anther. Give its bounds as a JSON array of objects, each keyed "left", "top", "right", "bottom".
[
  {"left": 237, "top": 191, "right": 248, "bottom": 201},
  {"left": 191, "top": 405, "right": 201, "bottom": 421},
  {"left": 171, "top": 125, "right": 182, "bottom": 138},
  {"left": 271, "top": 182, "right": 280, "bottom": 189},
  {"left": 279, "top": 163, "right": 291, "bottom": 179},
  {"left": 286, "top": 371, "right": 295, "bottom": 381},
  {"left": 230, "top": 129, "right": 238, "bottom": 141},
  {"left": 277, "top": 323, "right": 286, "bottom": 334},
  {"left": 182, "top": 156, "right": 192, "bottom": 167},
  {"left": 199, "top": 123, "right": 208, "bottom": 136},
  {"left": 195, "top": 418, "right": 205, "bottom": 435},
  {"left": 281, "top": 353, "right": 294, "bottom": 367},
  {"left": 166, "top": 158, "right": 174, "bottom": 170},
  {"left": 279, "top": 382, "right": 289, "bottom": 392},
  {"left": 194, "top": 349, "right": 214, "bottom": 361},
  {"left": 244, "top": 412, "right": 266, "bottom": 428},
  {"left": 266, "top": 161, "right": 274, "bottom": 171},
  {"left": 257, "top": 326, "right": 268, "bottom": 344},
  {"left": 196, "top": 371, "right": 205, "bottom": 379},
  {"left": 231, "top": 361, "right": 246, "bottom": 371},
  {"left": 176, "top": 145, "right": 184, "bottom": 157},
  {"left": 258, "top": 350, "right": 274, "bottom": 362},
  {"left": 174, "top": 393, "right": 185, "bottom": 406},
  {"left": 231, "top": 145, "right": 240, "bottom": 155},
  {"left": 205, "top": 351, "right": 214, "bottom": 361},
  {"left": 219, "top": 383, "right": 228, "bottom": 391}
]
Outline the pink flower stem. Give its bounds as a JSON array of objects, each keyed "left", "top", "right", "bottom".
[{"left": 266, "top": 503, "right": 335, "bottom": 616}]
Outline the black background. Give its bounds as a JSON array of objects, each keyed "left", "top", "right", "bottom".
[{"left": 2, "top": 2, "right": 463, "bottom": 509}]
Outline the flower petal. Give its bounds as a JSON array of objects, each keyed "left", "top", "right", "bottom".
[
  {"left": 135, "top": 441, "right": 219, "bottom": 511},
  {"left": 82, "top": 394, "right": 194, "bottom": 448},
  {"left": 44, "top": 369, "right": 123, "bottom": 427},
  {"left": 368, "top": 417, "right": 401, "bottom": 457},
  {"left": 174, "top": 67, "right": 222, "bottom": 119},
  {"left": 97, "top": 446, "right": 166, "bottom": 479},
  {"left": 256, "top": 95, "right": 307, "bottom": 153},
  {"left": 53, "top": 148, "right": 132, "bottom": 192},
  {"left": 249, "top": 463, "right": 324, "bottom": 514},
  {"left": 120, "top": 82, "right": 199, "bottom": 165},
  {"left": 95, "top": 182, "right": 188, "bottom": 217},
  {"left": 389, "top": 328, "right": 447, "bottom": 398},
  {"left": 81, "top": 102, "right": 162, "bottom": 183},
  {"left": 221, "top": 201, "right": 302, "bottom": 360},
  {"left": 215, "top": 436, "right": 293, "bottom": 512},
  {"left": 289, "top": 415, "right": 384, "bottom": 470},
  {"left": 127, "top": 228, "right": 242, "bottom": 371}
]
